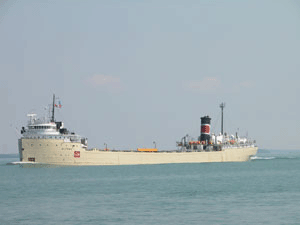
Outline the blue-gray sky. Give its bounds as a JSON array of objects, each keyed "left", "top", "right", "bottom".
[{"left": 1, "top": 0, "right": 300, "bottom": 153}]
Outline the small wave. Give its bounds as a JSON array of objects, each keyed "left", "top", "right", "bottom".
[
  {"left": 251, "top": 155, "right": 299, "bottom": 161},
  {"left": 283, "top": 156, "right": 297, "bottom": 159},
  {"left": 6, "top": 161, "right": 36, "bottom": 165},
  {"left": 250, "top": 156, "right": 276, "bottom": 160}
]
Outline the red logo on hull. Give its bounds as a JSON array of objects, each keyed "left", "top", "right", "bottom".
[{"left": 74, "top": 151, "right": 80, "bottom": 158}]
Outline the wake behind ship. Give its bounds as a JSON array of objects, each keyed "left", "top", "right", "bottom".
[{"left": 18, "top": 95, "right": 258, "bottom": 166}]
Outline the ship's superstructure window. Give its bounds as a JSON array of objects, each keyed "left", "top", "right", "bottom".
[
  {"left": 30, "top": 125, "right": 54, "bottom": 129},
  {"left": 28, "top": 157, "right": 35, "bottom": 162}
]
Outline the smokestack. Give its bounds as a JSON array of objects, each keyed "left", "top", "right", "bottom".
[{"left": 200, "top": 116, "right": 211, "bottom": 143}]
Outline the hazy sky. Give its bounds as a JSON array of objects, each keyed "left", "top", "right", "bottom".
[{"left": 1, "top": 0, "right": 300, "bottom": 153}]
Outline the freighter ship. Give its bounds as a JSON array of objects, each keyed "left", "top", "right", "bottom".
[{"left": 18, "top": 95, "right": 258, "bottom": 166}]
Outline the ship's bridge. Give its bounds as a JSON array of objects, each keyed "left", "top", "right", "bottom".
[
  {"left": 23, "top": 113, "right": 60, "bottom": 136},
  {"left": 26, "top": 123, "right": 60, "bottom": 136},
  {"left": 21, "top": 113, "right": 88, "bottom": 148}
]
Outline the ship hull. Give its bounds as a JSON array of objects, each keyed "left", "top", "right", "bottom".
[{"left": 19, "top": 138, "right": 258, "bottom": 166}]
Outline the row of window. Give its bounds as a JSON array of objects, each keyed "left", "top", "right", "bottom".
[
  {"left": 29, "top": 126, "right": 54, "bottom": 130},
  {"left": 30, "top": 144, "right": 58, "bottom": 146},
  {"left": 27, "top": 136, "right": 74, "bottom": 140},
  {"left": 29, "top": 143, "right": 77, "bottom": 147}
]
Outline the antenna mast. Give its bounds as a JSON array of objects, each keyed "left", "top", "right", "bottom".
[
  {"left": 51, "top": 94, "right": 55, "bottom": 122},
  {"left": 220, "top": 102, "right": 225, "bottom": 135}
]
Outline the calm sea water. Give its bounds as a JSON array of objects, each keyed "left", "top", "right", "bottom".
[{"left": 1, "top": 150, "right": 300, "bottom": 225}]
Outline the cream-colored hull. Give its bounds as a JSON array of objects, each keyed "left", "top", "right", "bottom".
[{"left": 19, "top": 138, "right": 258, "bottom": 166}]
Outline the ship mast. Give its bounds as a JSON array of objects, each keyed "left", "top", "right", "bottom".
[
  {"left": 220, "top": 102, "right": 225, "bottom": 135},
  {"left": 51, "top": 94, "right": 55, "bottom": 122}
]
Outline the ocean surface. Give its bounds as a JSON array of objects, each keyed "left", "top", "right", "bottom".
[{"left": 1, "top": 150, "right": 300, "bottom": 225}]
